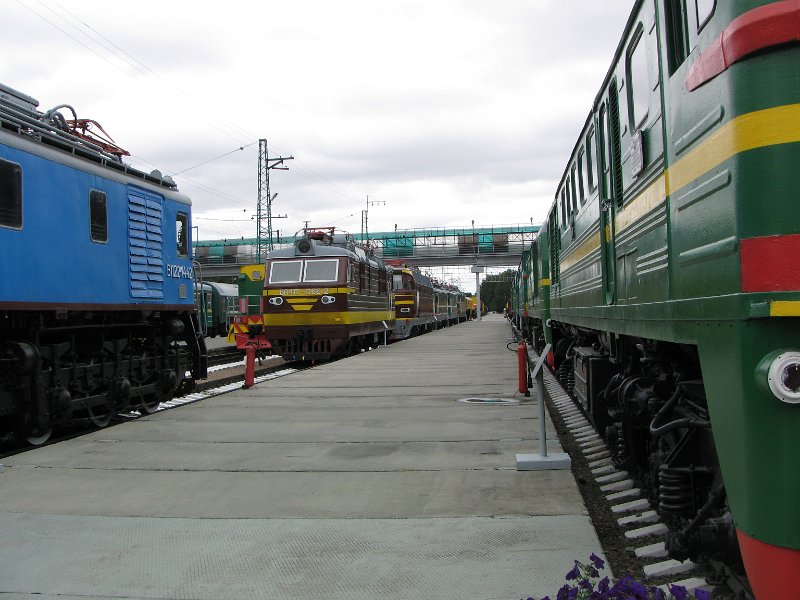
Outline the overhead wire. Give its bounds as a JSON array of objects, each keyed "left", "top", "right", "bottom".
[
  {"left": 169, "top": 142, "right": 258, "bottom": 176},
  {"left": 18, "top": 0, "right": 373, "bottom": 228},
  {"left": 19, "top": 0, "right": 253, "bottom": 145}
]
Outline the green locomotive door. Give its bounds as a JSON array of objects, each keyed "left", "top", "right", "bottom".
[{"left": 598, "top": 88, "right": 622, "bottom": 306}]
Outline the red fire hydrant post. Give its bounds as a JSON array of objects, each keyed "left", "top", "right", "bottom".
[
  {"left": 518, "top": 340, "right": 530, "bottom": 396},
  {"left": 244, "top": 344, "right": 256, "bottom": 389}
]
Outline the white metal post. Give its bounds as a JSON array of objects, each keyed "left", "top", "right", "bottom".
[{"left": 471, "top": 265, "right": 484, "bottom": 321}]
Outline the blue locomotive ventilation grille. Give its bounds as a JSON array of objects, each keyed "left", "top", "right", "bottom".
[{"left": 128, "top": 191, "right": 165, "bottom": 299}]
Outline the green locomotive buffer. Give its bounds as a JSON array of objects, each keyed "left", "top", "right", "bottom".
[{"left": 514, "top": 2, "right": 800, "bottom": 598}]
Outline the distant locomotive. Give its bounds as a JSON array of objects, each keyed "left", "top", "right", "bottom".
[
  {"left": 431, "top": 280, "right": 467, "bottom": 327},
  {"left": 0, "top": 83, "right": 207, "bottom": 444},
  {"left": 387, "top": 261, "right": 468, "bottom": 339},
  {"left": 387, "top": 261, "right": 435, "bottom": 339},
  {"left": 233, "top": 228, "right": 395, "bottom": 361},
  {"left": 196, "top": 280, "right": 239, "bottom": 338},
  {"left": 512, "top": 2, "right": 800, "bottom": 597}
]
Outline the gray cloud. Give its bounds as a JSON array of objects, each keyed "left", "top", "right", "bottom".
[{"left": 6, "top": 0, "right": 635, "bottom": 240}]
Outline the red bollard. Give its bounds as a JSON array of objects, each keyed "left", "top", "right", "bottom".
[
  {"left": 518, "top": 340, "right": 530, "bottom": 396},
  {"left": 244, "top": 344, "right": 256, "bottom": 389}
]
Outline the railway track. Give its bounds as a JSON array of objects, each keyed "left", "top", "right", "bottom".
[
  {"left": 205, "top": 346, "right": 245, "bottom": 370},
  {"left": 530, "top": 344, "right": 753, "bottom": 599},
  {"left": 0, "top": 347, "right": 300, "bottom": 459}
]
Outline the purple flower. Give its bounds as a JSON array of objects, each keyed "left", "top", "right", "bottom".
[
  {"left": 693, "top": 590, "right": 711, "bottom": 600},
  {"left": 669, "top": 584, "right": 689, "bottom": 600},
  {"left": 589, "top": 552, "right": 605, "bottom": 570},
  {"left": 565, "top": 562, "right": 581, "bottom": 580},
  {"left": 650, "top": 585, "right": 666, "bottom": 600},
  {"left": 597, "top": 577, "right": 610, "bottom": 593}
]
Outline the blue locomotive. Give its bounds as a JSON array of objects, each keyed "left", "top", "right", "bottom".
[{"left": 0, "top": 83, "right": 207, "bottom": 444}]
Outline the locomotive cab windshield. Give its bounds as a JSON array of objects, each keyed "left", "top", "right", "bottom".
[{"left": 268, "top": 258, "right": 341, "bottom": 285}]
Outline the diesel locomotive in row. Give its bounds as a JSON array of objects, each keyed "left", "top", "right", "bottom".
[
  {"left": 510, "top": 2, "right": 800, "bottom": 597},
  {"left": 0, "top": 83, "right": 207, "bottom": 445},
  {"left": 387, "top": 260, "right": 468, "bottom": 339},
  {"left": 229, "top": 231, "right": 469, "bottom": 359},
  {"left": 231, "top": 228, "right": 396, "bottom": 361}
]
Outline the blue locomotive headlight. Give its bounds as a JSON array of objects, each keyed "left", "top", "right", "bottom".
[
  {"left": 268, "top": 296, "right": 284, "bottom": 306},
  {"left": 321, "top": 295, "right": 336, "bottom": 304},
  {"left": 757, "top": 350, "right": 800, "bottom": 405}
]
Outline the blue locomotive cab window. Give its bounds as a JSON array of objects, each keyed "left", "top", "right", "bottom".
[
  {"left": 176, "top": 212, "right": 188, "bottom": 257},
  {"left": 0, "top": 158, "right": 22, "bottom": 229},
  {"left": 304, "top": 259, "right": 339, "bottom": 283},
  {"left": 628, "top": 27, "right": 649, "bottom": 129},
  {"left": 270, "top": 260, "right": 303, "bottom": 284},
  {"left": 89, "top": 190, "right": 108, "bottom": 242}
]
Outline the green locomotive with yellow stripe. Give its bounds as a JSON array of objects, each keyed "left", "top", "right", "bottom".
[
  {"left": 235, "top": 228, "right": 394, "bottom": 362},
  {"left": 524, "top": 1, "right": 800, "bottom": 597}
]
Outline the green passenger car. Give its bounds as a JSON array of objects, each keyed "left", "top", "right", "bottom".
[{"left": 527, "top": 2, "right": 800, "bottom": 597}]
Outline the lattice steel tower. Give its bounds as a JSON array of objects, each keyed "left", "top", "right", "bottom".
[{"left": 256, "top": 139, "right": 293, "bottom": 263}]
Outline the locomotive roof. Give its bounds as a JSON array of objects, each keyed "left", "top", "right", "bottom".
[
  {"left": 268, "top": 231, "right": 389, "bottom": 269},
  {"left": 0, "top": 83, "right": 189, "bottom": 204}
]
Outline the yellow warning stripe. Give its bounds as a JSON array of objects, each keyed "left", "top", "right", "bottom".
[
  {"left": 558, "top": 103, "right": 800, "bottom": 275},
  {"left": 770, "top": 301, "right": 800, "bottom": 317},
  {"left": 266, "top": 287, "right": 353, "bottom": 296},
  {"left": 264, "top": 310, "right": 395, "bottom": 326},
  {"left": 668, "top": 103, "right": 800, "bottom": 192}
]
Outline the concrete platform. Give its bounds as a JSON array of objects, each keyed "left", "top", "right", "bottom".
[{"left": 0, "top": 315, "right": 603, "bottom": 600}]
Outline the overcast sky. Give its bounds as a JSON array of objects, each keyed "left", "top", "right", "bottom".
[{"left": 5, "top": 1, "right": 634, "bottom": 290}]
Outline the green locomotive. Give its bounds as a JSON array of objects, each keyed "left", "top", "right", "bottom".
[{"left": 524, "top": 2, "right": 800, "bottom": 597}]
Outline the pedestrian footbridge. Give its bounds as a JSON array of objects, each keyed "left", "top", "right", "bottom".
[{"left": 194, "top": 224, "right": 538, "bottom": 277}]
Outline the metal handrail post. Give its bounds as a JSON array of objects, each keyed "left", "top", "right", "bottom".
[{"left": 516, "top": 343, "right": 571, "bottom": 471}]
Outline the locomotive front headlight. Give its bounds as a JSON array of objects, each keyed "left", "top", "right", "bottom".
[
  {"left": 321, "top": 295, "right": 336, "bottom": 304},
  {"left": 758, "top": 350, "right": 800, "bottom": 405},
  {"left": 269, "top": 296, "right": 284, "bottom": 306}
]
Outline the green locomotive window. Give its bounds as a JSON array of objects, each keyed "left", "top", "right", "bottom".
[
  {"left": 304, "top": 259, "right": 339, "bottom": 283},
  {"left": 0, "top": 158, "right": 22, "bottom": 229},
  {"left": 578, "top": 150, "right": 587, "bottom": 206},
  {"left": 89, "top": 190, "right": 108, "bottom": 242},
  {"left": 586, "top": 129, "right": 597, "bottom": 193},
  {"left": 570, "top": 166, "right": 579, "bottom": 211},
  {"left": 599, "top": 105, "right": 610, "bottom": 198},
  {"left": 628, "top": 27, "right": 649, "bottom": 129},
  {"left": 665, "top": 0, "right": 709, "bottom": 73},
  {"left": 176, "top": 212, "right": 188, "bottom": 257},
  {"left": 270, "top": 260, "right": 303, "bottom": 283},
  {"left": 696, "top": 0, "right": 715, "bottom": 30}
]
